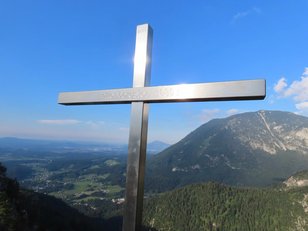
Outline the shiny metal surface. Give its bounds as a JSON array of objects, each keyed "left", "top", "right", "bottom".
[
  {"left": 124, "top": 102, "right": 149, "bottom": 231},
  {"left": 122, "top": 24, "right": 152, "bottom": 231},
  {"left": 58, "top": 79, "right": 265, "bottom": 105}
]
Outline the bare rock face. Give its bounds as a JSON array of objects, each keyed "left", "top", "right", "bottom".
[
  {"left": 284, "top": 170, "right": 308, "bottom": 188},
  {"left": 226, "top": 110, "right": 308, "bottom": 155},
  {"left": 284, "top": 176, "right": 308, "bottom": 188}
]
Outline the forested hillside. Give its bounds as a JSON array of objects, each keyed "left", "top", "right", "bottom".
[
  {"left": 0, "top": 162, "right": 111, "bottom": 231},
  {"left": 2, "top": 161, "right": 308, "bottom": 230},
  {"left": 1, "top": 111, "right": 308, "bottom": 230},
  {"left": 143, "top": 182, "right": 308, "bottom": 231}
]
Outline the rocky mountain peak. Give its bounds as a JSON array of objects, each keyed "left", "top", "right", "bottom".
[{"left": 224, "top": 110, "right": 308, "bottom": 155}]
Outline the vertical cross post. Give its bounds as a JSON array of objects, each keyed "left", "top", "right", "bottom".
[{"left": 122, "top": 24, "right": 153, "bottom": 231}]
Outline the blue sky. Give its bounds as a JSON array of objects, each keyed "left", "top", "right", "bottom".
[{"left": 1, "top": 1, "right": 308, "bottom": 144}]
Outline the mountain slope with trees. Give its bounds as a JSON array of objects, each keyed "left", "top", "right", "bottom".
[
  {"left": 146, "top": 110, "right": 308, "bottom": 192},
  {"left": 0, "top": 162, "right": 110, "bottom": 231},
  {"left": 143, "top": 182, "right": 308, "bottom": 231}
]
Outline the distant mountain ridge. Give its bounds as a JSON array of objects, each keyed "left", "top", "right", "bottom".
[
  {"left": 147, "top": 140, "right": 170, "bottom": 153},
  {"left": 0, "top": 137, "right": 169, "bottom": 154},
  {"left": 146, "top": 110, "right": 308, "bottom": 191},
  {"left": 0, "top": 137, "right": 126, "bottom": 152}
]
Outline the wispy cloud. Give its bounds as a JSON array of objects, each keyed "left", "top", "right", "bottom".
[
  {"left": 119, "top": 127, "right": 129, "bottom": 132},
  {"left": 85, "top": 120, "right": 105, "bottom": 129},
  {"left": 37, "top": 119, "right": 81, "bottom": 125},
  {"left": 200, "top": 108, "right": 241, "bottom": 123},
  {"left": 226, "top": 109, "right": 240, "bottom": 116},
  {"left": 33, "top": 119, "right": 128, "bottom": 142},
  {"left": 232, "top": 7, "right": 261, "bottom": 23},
  {"left": 37, "top": 119, "right": 108, "bottom": 128},
  {"left": 200, "top": 109, "right": 221, "bottom": 122},
  {"left": 284, "top": 71, "right": 308, "bottom": 102},
  {"left": 274, "top": 68, "right": 308, "bottom": 114},
  {"left": 274, "top": 77, "right": 287, "bottom": 93},
  {"left": 296, "top": 102, "right": 308, "bottom": 111}
]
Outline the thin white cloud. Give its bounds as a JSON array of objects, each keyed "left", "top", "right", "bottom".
[
  {"left": 227, "top": 109, "right": 240, "bottom": 116},
  {"left": 233, "top": 11, "right": 250, "bottom": 21},
  {"left": 274, "top": 69, "right": 308, "bottom": 101},
  {"left": 274, "top": 77, "right": 287, "bottom": 93},
  {"left": 252, "top": 7, "right": 261, "bottom": 14},
  {"left": 284, "top": 77, "right": 308, "bottom": 102},
  {"left": 37, "top": 119, "right": 81, "bottom": 125},
  {"left": 85, "top": 120, "right": 105, "bottom": 129},
  {"left": 296, "top": 102, "right": 308, "bottom": 111},
  {"left": 200, "top": 109, "right": 221, "bottom": 122},
  {"left": 119, "top": 127, "right": 129, "bottom": 132},
  {"left": 37, "top": 119, "right": 108, "bottom": 128},
  {"left": 274, "top": 68, "right": 308, "bottom": 115},
  {"left": 232, "top": 7, "right": 261, "bottom": 23},
  {"left": 200, "top": 108, "right": 242, "bottom": 123}
]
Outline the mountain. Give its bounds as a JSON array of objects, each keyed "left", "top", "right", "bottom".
[
  {"left": 145, "top": 110, "right": 308, "bottom": 192},
  {"left": 147, "top": 141, "right": 170, "bottom": 154},
  {"left": 0, "top": 137, "right": 127, "bottom": 153},
  {"left": 143, "top": 181, "right": 308, "bottom": 231},
  {"left": 0, "top": 137, "right": 170, "bottom": 155}
]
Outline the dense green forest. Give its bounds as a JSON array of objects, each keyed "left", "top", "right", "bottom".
[
  {"left": 2, "top": 161, "right": 308, "bottom": 230},
  {"left": 143, "top": 183, "right": 308, "bottom": 231}
]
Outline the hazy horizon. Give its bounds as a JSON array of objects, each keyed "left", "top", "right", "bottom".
[{"left": 1, "top": 1, "right": 307, "bottom": 143}]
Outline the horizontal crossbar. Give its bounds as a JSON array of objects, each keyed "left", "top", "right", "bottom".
[{"left": 58, "top": 79, "right": 266, "bottom": 105}]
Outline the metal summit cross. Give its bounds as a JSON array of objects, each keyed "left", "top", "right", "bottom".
[{"left": 58, "top": 24, "right": 266, "bottom": 231}]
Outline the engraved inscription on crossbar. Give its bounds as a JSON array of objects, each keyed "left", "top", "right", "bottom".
[
  {"left": 58, "top": 24, "right": 266, "bottom": 231},
  {"left": 59, "top": 80, "right": 265, "bottom": 105}
]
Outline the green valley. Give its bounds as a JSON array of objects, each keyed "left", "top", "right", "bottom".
[
  {"left": 0, "top": 147, "right": 128, "bottom": 218},
  {"left": 1, "top": 111, "right": 308, "bottom": 230}
]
